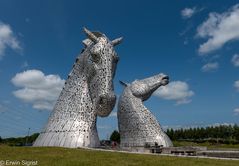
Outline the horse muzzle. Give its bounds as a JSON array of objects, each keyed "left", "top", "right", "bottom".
[
  {"left": 161, "top": 75, "right": 169, "bottom": 86},
  {"left": 96, "top": 93, "right": 116, "bottom": 117}
]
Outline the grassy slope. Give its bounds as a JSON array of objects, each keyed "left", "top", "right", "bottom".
[{"left": 0, "top": 146, "right": 239, "bottom": 166}]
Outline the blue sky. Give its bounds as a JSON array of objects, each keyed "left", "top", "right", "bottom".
[{"left": 0, "top": 0, "right": 239, "bottom": 139}]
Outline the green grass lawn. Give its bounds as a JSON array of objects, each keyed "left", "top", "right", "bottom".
[
  {"left": 0, "top": 146, "right": 239, "bottom": 166},
  {"left": 173, "top": 141, "right": 239, "bottom": 150}
]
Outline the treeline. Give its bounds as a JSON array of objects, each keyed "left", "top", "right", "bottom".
[
  {"left": 1, "top": 125, "right": 239, "bottom": 146},
  {"left": 166, "top": 125, "right": 239, "bottom": 144},
  {"left": 0, "top": 133, "right": 39, "bottom": 146}
]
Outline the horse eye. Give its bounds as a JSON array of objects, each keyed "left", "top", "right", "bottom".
[{"left": 91, "top": 54, "right": 100, "bottom": 63}]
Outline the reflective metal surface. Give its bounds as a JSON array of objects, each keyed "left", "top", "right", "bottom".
[
  {"left": 118, "top": 74, "right": 173, "bottom": 148},
  {"left": 33, "top": 28, "right": 122, "bottom": 148}
]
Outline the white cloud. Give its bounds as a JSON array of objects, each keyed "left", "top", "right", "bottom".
[
  {"left": 109, "top": 112, "right": 117, "bottom": 117},
  {"left": 201, "top": 62, "right": 219, "bottom": 72},
  {"left": 231, "top": 54, "right": 239, "bottom": 67},
  {"left": 0, "top": 21, "right": 21, "bottom": 59},
  {"left": 197, "top": 4, "right": 239, "bottom": 54},
  {"left": 181, "top": 7, "right": 197, "bottom": 19},
  {"left": 234, "top": 108, "right": 239, "bottom": 115},
  {"left": 11, "top": 69, "right": 65, "bottom": 111},
  {"left": 154, "top": 81, "right": 194, "bottom": 105},
  {"left": 234, "top": 80, "right": 239, "bottom": 91}
]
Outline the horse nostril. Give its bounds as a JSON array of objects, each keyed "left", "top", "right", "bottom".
[
  {"left": 163, "top": 76, "right": 169, "bottom": 80},
  {"left": 98, "top": 94, "right": 116, "bottom": 105}
]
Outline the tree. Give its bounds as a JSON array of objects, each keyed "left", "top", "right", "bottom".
[
  {"left": 110, "top": 130, "right": 120, "bottom": 143},
  {"left": 0, "top": 136, "right": 2, "bottom": 143},
  {"left": 164, "top": 124, "right": 239, "bottom": 144}
]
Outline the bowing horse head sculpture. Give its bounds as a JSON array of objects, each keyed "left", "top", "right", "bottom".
[
  {"left": 118, "top": 73, "right": 173, "bottom": 148},
  {"left": 34, "top": 28, "right": 122, "bottom": 148}
]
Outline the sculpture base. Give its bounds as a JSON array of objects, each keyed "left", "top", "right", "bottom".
[{"left": 33, "top": 131, "right": 100, "bottom": 148}]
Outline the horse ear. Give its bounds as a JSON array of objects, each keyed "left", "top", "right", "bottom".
[
  {"left": 119, "top": 80, "right": 128, "bottom": 87},
  {"left": 112, "top": 37, "right": 123, "bottom": 46},
  {"left": 83, "top": 27, "right": 98, "bottom": 43}
]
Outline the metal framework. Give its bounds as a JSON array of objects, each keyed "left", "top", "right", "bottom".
[
  {"left": 33, "top": 28, "right": 122, "bottom": 148},
  {"left": 118, "top": 74, "right": 173, "bottom": 148}
]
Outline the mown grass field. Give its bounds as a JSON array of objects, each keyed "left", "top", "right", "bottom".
[
  {"left": 173, "top": 141, "right": 239, "bottom": 150},
  {"left": 0, "top": 145, "right": 239, "bottom": 166}
]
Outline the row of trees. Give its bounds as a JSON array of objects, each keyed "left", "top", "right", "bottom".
[
  {"left": 0, "top": 133, "right": 39, "bottom": 146},
  {"left": 109, "top": 125, "right": 239, "bottom": 144},
  {"left": 166, "top": 125, "right": 239, "bottom": 144},
  {"left": 1, "top": 125, "right": 239, "bottom": 146}
]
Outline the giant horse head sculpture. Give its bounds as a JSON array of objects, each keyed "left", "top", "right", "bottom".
[
  {"left": 118, "top": 73, "right": 173, "bottom": 148},
  {"left": 82, "top": 27, "right": 122, "bottom": 117},
  {"left": 33, "top": 28, "right": 122, "bottom": 148}
]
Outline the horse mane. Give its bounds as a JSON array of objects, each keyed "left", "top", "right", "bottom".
[{"left": 119, "top": 80, "right": 128, "bottom": 87}]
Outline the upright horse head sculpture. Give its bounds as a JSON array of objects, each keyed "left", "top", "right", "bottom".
[
  {"left": 34, "top": 27, "right": 122, "bottom": 148},
  {"left": 118, "top": 73, "right": 173, "bottom": 148}
]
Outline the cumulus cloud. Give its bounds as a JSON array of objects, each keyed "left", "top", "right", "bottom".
[
  {"left": 196, "top": 4, "right": 239, "bottom": 54},
  {"left": 11, "top": 69, "right": 65, "bottom": 111},
  {"left": 181, "top": 7, "right": 197, "bottom": 19},
  {"left": 0, "top": 21, "right": 21, "bottom": 59},
  {"left": 234, "top": 80, "right": 239, "bottom": 91},
  {"left": 231, "top": 54, "right": 239, "bottom": 67},
  {"left": 154, "top": 81, "right": 194, "bottom": 105},
  {"left": 234, "top": 108, "right": 239, "bottom": 115},
  {"left": 109, "top": 111, "right": 117, "bottom": 117},
  {"left": 201, "top": 62, "right": 219, "bottom": 72}
]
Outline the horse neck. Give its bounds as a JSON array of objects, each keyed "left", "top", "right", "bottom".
[
  {"left": 51, "top": 53, "right": 96, "bottom": 120},
  {"left": 121, "top": 87, "right": 144, "bottom": 107},
  {"left": 122, "top": 87, "right": 163, "bottom": 130}
]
